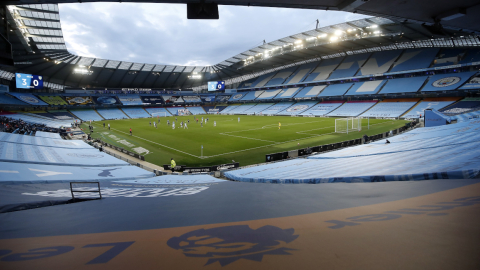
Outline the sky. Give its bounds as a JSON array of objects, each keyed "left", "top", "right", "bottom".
[{"left": 58, "top": 3, "right": 370, "bottom": 67}]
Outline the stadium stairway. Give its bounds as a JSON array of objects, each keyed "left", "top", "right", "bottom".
[
  {"left": 119, "top": 108, "right": 132, "bottom": 119},
  {"left": 398, "top": 99, "right": 423, "bottom": 118}
]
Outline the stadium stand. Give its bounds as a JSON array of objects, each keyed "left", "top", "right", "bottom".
[
  {"left": 117, "top": 94, "right": 144, "bottom": 106},
  {"left": 165, "top": 107, "right": 185, "bottom": 115},
  {"left": 34, "top": 131, "right": 63, "bottom": 140},
  {"left": 345, "top": 80, "right": 386, "bottom": 95},
  {"left": 122, "top": 107, "right": 151, "bottom": 118},
  {"left": 440, "top": 97, "right": 480, "bottom": 115},
  {"left": 249, "top": 72, "right": 276, "bottom": 88},
  {"left": 6, "top": 113, "right": 74, "bottom": 128},
  {"left": 294, "top": 86, "right": 326, "bottom": 98},
  {"left": 256, "top": 89, "right": 281, "bottom": 100},
  {"left": 144, "top": 107, "right": 171, "bottom": 117},
  {"left": 69, "top": 109, "right": 104, "bottom": 121},
  {"left": 360, "top": 99, "right": 418, "bottom": 118},
  {"left": 184, "top": 106, "right": 206, "bottom": 115},
  {"left": 379, "top": 76, "right": 428, "bottom": 94},
  {"left": 242, "top": 103, "right": 274, "bottom": 114},
  {"left": 328, "top": 53, "right": 370, "bottom": 79},
  {"left": 279, "top": 101, "right": 318, "bottom": 115},
  {"left": 327, "top": 100, "right": 377, "bottom": 117},
  {"left": 460, "top": 48, "right": 480, "bottom": 64},
  {"left": 389, "top": 48, "right": 439, "bottom": 72},
  {"left": 0, "top": 93, "right": 28, "bottom": 105},
  {"left": 182, "top": 96, "right": 202, "bottom": 103},
  {"left": 451, "top": 110, "right": 480, "bottom": 122},
  {"left": 432, "top": 48, "right": 465, "bottom": 67},
  {"left": 226, "top": 104, "right": 257, "bottom": 114},
  {"left": 219, "top": 105, "right": 240, "bottom": 114},
  {"left": 402, "top": 98, "right": 458, "bottom": 118},
  {"left": 299, "top": 101, "right": 345, "bottom": 116},
  {"left": 215, "top": 95, "right": 231, "bottom": 102},
  {"left": 274, "top": 87, "right": 301, "bottom": 99},
  {"left": 421, "top": 72, "right": 477, "bottom": 91},
  {"left": 228, "top": 93, "right": 246, "bottom": 101},
  {"left": 459, "top": 73, "right": 480, "bottom": 90},
  {"left": 318, "top": 83, "right": 353, "bottom": 97},
  {"left": 0, "top": 132, "right": 76, "bottom": 147},
  {"left": 284, "top": 62, "right": 319, "bottom": 84},
  {"left": 265, "top": 66, "right": 298, "bottom": 86},
  {"left": 359, "top": 50, "right": 402, "bottom": 75},
  {"left": 96, "top": 108, "right": 129, "bottom": 120},
  {"left": 241, "top": 90, "right": 264, "bottom": 101},
  {"left": 45, "top": 110, "right": 76, "bottom": 120},
  {"left": 261, "top": 102, "right": 295, "bottom": 115},
  {"left": 8, "top": 93, "right": 48, "bottom": 106},
  {"left": 225, "top": 119, "right": 480, "bottom": 183},
  {"left": 303, "top": 58, "right": 342, "bottom": 82}
]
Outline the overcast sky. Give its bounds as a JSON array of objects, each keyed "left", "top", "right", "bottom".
[{"left": 58, "top": 3, "right": 370, "bottom": 66}]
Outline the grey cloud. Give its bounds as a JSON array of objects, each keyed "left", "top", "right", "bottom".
[{"left": 59, "top": 4, "right": 370, "bottom": 66}]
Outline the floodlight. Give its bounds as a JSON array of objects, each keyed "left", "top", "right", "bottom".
[
  {"left": 329, "top": 36, "right": 339, "bottom": 42},
  {"left": 318, "top": 33, "right": 328, "bottom": 38},
  {"left": 294, "top": 40, "right": 303, "bottom": 44},
  {"left": 370, "top": 24, "right": 378, "bottom": 28},
  {"left": 334, "top": 30, "right": 343, "bottom": 36}
]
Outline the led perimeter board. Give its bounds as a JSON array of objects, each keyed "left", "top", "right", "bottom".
[
  {"left": 208, "top": 81, "right": 225, "bottom": 91},
  {"left": 16, "top": 73, "right": 43, "bottom": 89}
]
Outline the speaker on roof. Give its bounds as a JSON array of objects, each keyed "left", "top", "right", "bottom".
[{"left": 187, "top": 2, "right": 219, "bottom": 19}]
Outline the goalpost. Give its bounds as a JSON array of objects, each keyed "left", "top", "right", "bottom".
[
  {"left": 335, "top": 117, "right": 362, "bottom": 134},
  {"left": 151, "top": 112, "right": 167, "bottom": 118}
]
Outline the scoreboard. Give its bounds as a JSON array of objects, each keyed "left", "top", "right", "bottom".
[
  {"left": 16, "top": 73, "right": 44, "bottom": 89},
  {"left": 208, "top": 81, "right": 225, "bottom": 91}
]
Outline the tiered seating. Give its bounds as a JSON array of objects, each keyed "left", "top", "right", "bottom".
[
  {"left": 249, "top": 72, "right": 276, "bottom": 88},
  {"left": 47, "top": 110, "right": 76, "bottom": 120},
  {"left": 379, "top": 76, "right": 428, "bottom": 94},
  {"left": 299, "top": 101, "right": 344, "bottom": 116},
  {"left": 144, "top": 107, "right": 171, "bottom": 117},
  {"left": 242, "top": 103, "right": 274, "bottom": 114},
  {"left": 318, "top": 83, "right": 353, "bottom": 97},
  {"left": 185, "top": 106, "right": 206, "bottom": 115},
  {"left": 226, "top": 104, "right": 257, "bottom": 114},
  {"left": 460, "top": 49, "right": 480, "bottom": 64},
  {"left": 389, "top": 48, "right": 439, "bottom": 72},
  {"left": 345, "top": 81, "right": 386, "bottom": 95},
  {"left": 241, "top": 90, "right": 264, "bottom": 101},
  {"left": 432, "top": 48, "right": 465, "bottom": 67},
  {"left": 451, "top": 110, "right": 480, "bottom": 122},
  {"left": 360, "top": 99, "right": 418, "bottom": 118},
  {"left": 274, "top": 88, "right": 301, "bottom": 99},
  {"left": 256, "top": 90, "right": 281, "bottom": 100},
  {"left": 117, "top": 95, "right": 143, "bottom": 106},
  {"left": 8, "top": 93, "right": 48, "bottom": 106},
  {"left": 440, "top": 98, "right": 480, "bottom": 115},
  {"left": 6, "top": 113, "right": 74, "bottom": 128},
  {"left": 265, "top": 66, "right": 298, "bottom": 86},
  {"left": 219, "top": 105, "right": 240, "bottom": 114},
  {"left": 37, "top": 95, "right": 68, "bottom": 105},
  {"left": 279, "top": 101, "right": 318, "bottom": 115},
  {"left": 328, "top": 53, "right": 370, "bottom": 79},
  {"left": 96, "top": 108, "right": 129, "bottom": 120},
  {"left": 70, "top": 109, "right": 104, "bottom": 121},
  {"left": 225, "top": 119, "right": 480, "bottom": 183},
  {"left": 303, "top": 58, "right": 342, "bottom": 82},
  {"left": 228, "top": 93, "right": 246, "bottom": 101},
  {"left": 0, "top": 94, "right": 28, "bottom": 105},
  {"left": 401, "top": 99, "right": 457, "bottom": 118},
  {"left": 294, "top": 86, "right": 326, "bottom": 98},
  {"left": 261, "top": 102, "right": 295, "bottom": 115},
  {"left": 284, "top": 62, "right": 318, "bottom": 84},
  {"left": 421, "top": 72, "right": 477, "bottom": 91},
  {"left": 182, "top": 96, "right": 202, "bottom": 103},
  {"left": 165, "top": 107, "right": 185, "bottom": 115},
  {"left": 327, "top": 101, "right": 377, "bottom": 117},
  {"left": 122, "top": 107, "right": 151, "bottom": 118},
  {"left": 359, "top": 50, "right": 402, "bottom": 75}
]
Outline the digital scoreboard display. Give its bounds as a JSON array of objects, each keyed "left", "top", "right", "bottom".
[
  {"left": 208, "top": 81, "right": 225, "bottom": 91},
  {"left": 16, "top": 73, "right": 44, "bottom": 89}
]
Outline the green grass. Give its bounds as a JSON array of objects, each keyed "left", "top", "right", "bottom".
[{"left": 83, "top": 115, "right": 408, "bottom": 167}]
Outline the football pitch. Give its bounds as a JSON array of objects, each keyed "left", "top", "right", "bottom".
[{"left": 84, "top": 115, "right": 409, "bottom": 167}]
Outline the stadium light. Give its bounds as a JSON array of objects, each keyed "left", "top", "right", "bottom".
[
  {"left": 329, "top": 36, "right": 339, "bottom": 42},
  {"left": 294, "top": 40, "right": 303, "bottom": 44},
  {"left": 370, "top": 24, "right": 378, "bottom": 28},
  {"left": 318, "top": 33, "right": 328, "bottom": 38},
  {"left": 334, "top": 30, "right": 344, "bottom": 36}
]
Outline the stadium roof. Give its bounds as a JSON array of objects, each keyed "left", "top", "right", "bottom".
[{"left": 3, "top": 2, "right": 480, "bottom": 90}]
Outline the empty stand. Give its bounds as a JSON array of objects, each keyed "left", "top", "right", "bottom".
[
  {"left": 345, "top": 80, "right": 386, "bottom": 95},
  {"left": 380, "top": 76, "right": 428, "bottom": 94},
  {"left": 261, "top": 102, "right": 295, "bottom": 115},
  {"left": 299, "top": 101, "right": 344, "bottom": 116},
  {"left": 329, "top": 53, "right": 370, "bottom": 79},
  {"left": 241, "top": 90, "right": 264, "bottom": 101},
  {"left": 226, "top": 104, "right": 257, "bottom": 114},
  {"left": 421, "top": 72, "right": 477, "bottom": 91},
  {"left": 402, "top": 99, "right": 457, "bottom": 118},
  {"left": 440, "top": 97, "right": 480, "bottom": 115},
  {"left": 70, "top": 109, "right": 104, "bottom": 121},
  {"left": 295, "top": 86, "right": 326, "bottom": 98},
  {"left": 432, "top": 48, "right": 465, "bottom": 67},
  {"left": 279, "top": 101, "right": 318, "bottom": 115},
  {"left": 360, "top": 99, "right": 418, "bottom": 118},
  {"left": 303, "top": 58, "right": 343, "bottom": 82},
  {"left": 242, "top": 103, "right": 274, "bottom": 114},
  {"left": 185, "top": 106, "right": 206, "bottom": 115},
  {"left": 327, "top": 101, "right": 377, "bottom": 117},
  {"left": 249, "top": 72, "right": 277, "bottom": 88},
  {"left": 117, "top": 95, "right": 144, "bottom": 106},
  {"left": 122, "top": 107, "right": 151, "bottom": 118},
  {"left": 256, "top": 89, "right": 282, "bottom": 100},
  {"left": 228, "top": 93, "right": 246, "bottom": 101},
  {"left": 284, "top": 62, "right": 319, "bottom": 84},
  {"left": 144, "top": 107, "right": 171, "bottom": 117},
  {"left": 265, "top": 66, "right": 298, "bottom": 86},
  {"left": 96, "top": 108, "right": 129, "bottom": 120},
  {"left": 389, "top": 48, "right": 439, "bottom": 72},
  {"left": 318, "top": 83, "right": 353, "bottom": 97},
  {"left": 359, "top": 50, "right": 402, "bottom": 75},
  {"left": 0, "top": 94, "right": 28, "bottom": 105}
]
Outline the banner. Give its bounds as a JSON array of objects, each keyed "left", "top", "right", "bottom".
[
  {"left": 91, "top": 96, "right": 119, "bottom": 105},
  {"left": 182, "top": 96, "right": 202, "bottom": 103},
  {"left": 9, "top": 93, "right": 48, "bottom": 106},
  {"left": 65, "top": 96, "right": 94, "bottom": 105},
  {"left": 459, "top": 74, "right": 480, "bottom": 89},
  {"left": 200, "top": 95, "right": 216, "bottom": 102},
  {"left": 118, "top": 95, "right": 143, "bottom": 106},
  {"left": 216, "top": 95, "right": 231, "bottom": 102},
  {"left": 162, "top": 96, "right": 184, "bottom": 104},
  {"left": 38, "top": 96, "right": 68, "bottom": 105},
  {"left": 140, "top": 95, "right": 164, "bottom": 105}
]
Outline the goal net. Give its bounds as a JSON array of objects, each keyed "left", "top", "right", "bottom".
[
  {"left": 335, "top": 118, "right": 361, "bottom": 133},
  {"left": 151, "top": 112, "right": 167, "bottom": 118}
]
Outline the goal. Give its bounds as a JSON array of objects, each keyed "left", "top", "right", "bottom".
[
  {"left": 151, "top": 112, "right": 167, "bottom": 118},
  {"left": 335, "top": 118, "right": 361, "bottom": 134}
]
